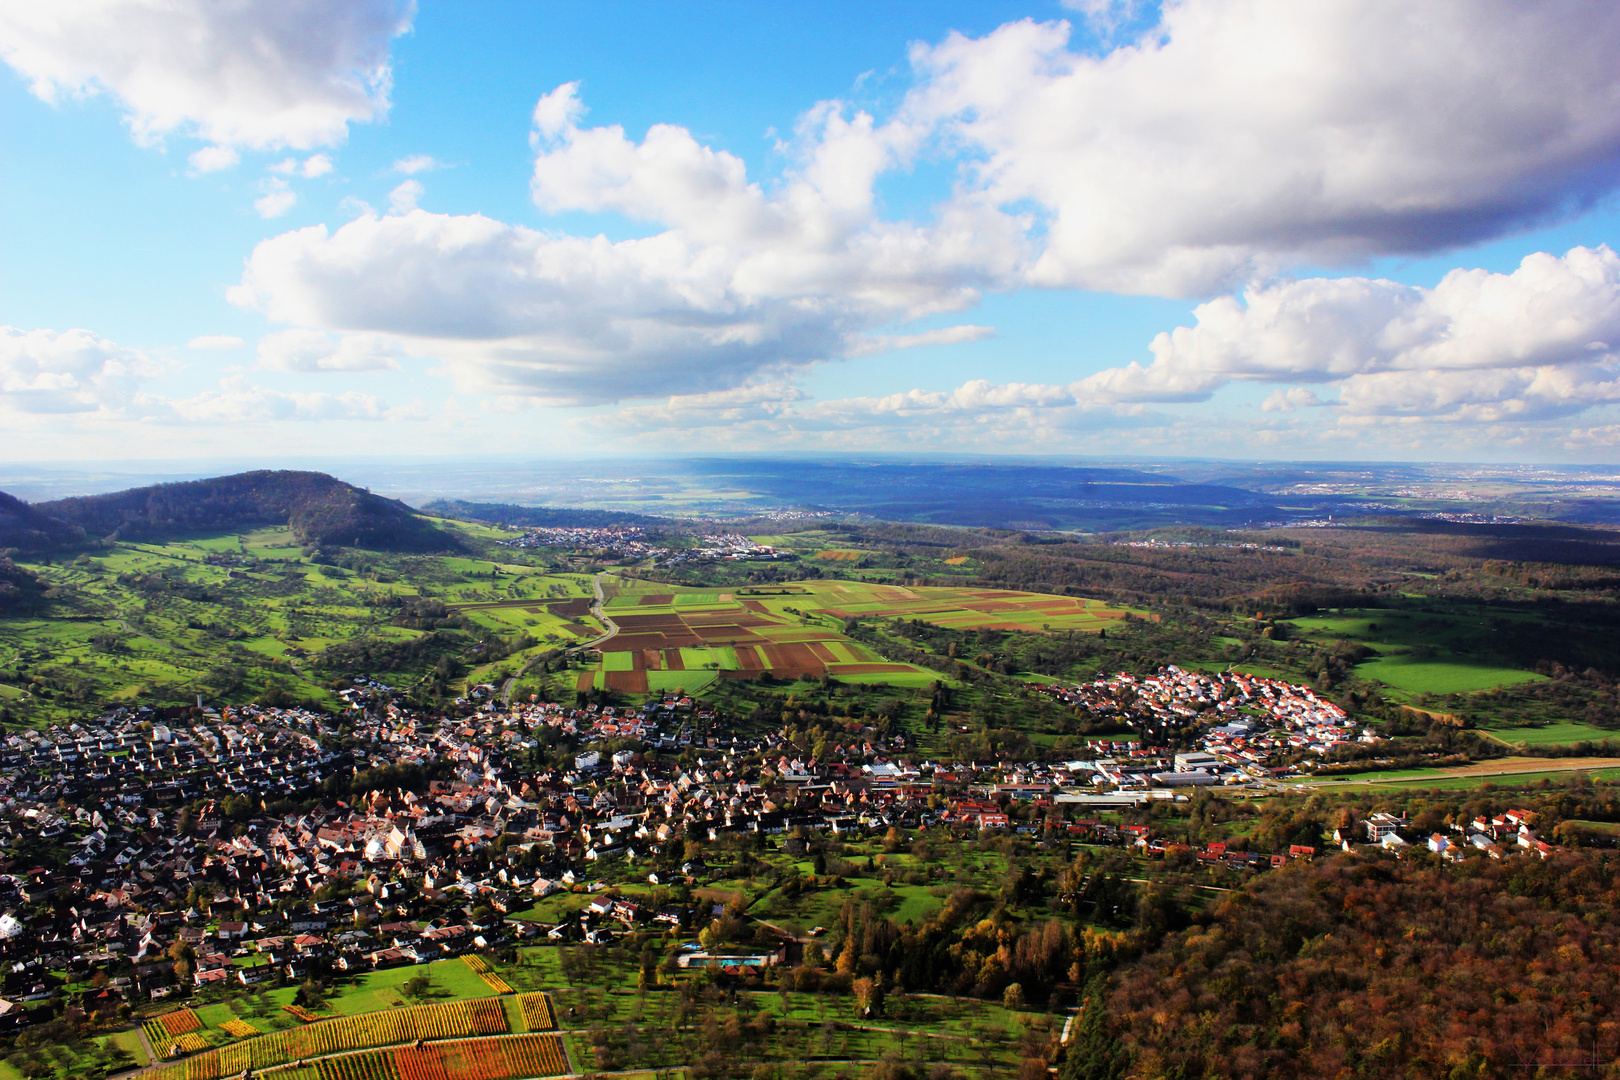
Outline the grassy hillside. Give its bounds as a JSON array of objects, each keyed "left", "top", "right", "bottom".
[
  {"left": 0, "top": 521, "right": 604, "bottom": 723},
  {"left": 33, "top": 470, "right": 458, "bottom": 552}
]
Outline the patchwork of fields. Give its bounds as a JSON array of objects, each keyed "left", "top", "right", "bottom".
[{"left": 580, "top": 576, "right": 1132, "bottom": 693}]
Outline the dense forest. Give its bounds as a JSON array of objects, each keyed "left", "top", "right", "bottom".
[
  {"left": 0, "top": 491, "right": 86, "bottom": 553},
  {"left": 956, "top": 523, "right": 1620, "bottom": 612},
  {"left": 30, "top": 471, "right": 459, "bottom": 552},
  {"left": 796, "top": 518, "right": 1620, "bottom": 611},
  {"left": 0, "top": 558, "right": 45, "bottom": 617},
  {"left": 1070, "top": 849, "right": 1620, "bottom": 1080}
]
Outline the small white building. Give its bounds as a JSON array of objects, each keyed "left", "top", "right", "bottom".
[{"left": 1364, "top": 812, "right": 1406, "bottom": 842}]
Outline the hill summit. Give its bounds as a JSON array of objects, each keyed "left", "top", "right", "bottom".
[
  {"left": 0, "top": 490, "right": 87, "bottom": 553},
  {"left": 21, "top": 470, "right": 458, "bottom": 552}
]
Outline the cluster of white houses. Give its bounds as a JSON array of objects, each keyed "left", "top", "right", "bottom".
[{"left": 1033, "top": 666, "right": 1369, "bottom": 782}]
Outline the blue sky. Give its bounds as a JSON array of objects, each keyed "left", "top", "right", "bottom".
[{"left": 2, "top": 0, "right": 1620, "bottom": 464}]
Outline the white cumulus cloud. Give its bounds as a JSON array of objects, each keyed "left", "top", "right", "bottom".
[
  {"left": 1260, "top": 388, "right": 1324, "bottom": 413},
  {"left": 187, "top": 146, "right": 239, "bottom": 173},
  {"left": 902, "top": 2, "right": 1620, "bottom": 294},
  {"left": 231, "top": 4, "right": 1620, "bottom": 419},
  {"left": 149, "top": 376, "right": 391, "bottom": 424},
  {"left": 1074, "top": 246, "right": 1620, "bottom": 420},
  {"left": 0, "top": 325, "right": 166, "bottom": 414},
  {"left": 186, "top": 335, "right": 244, "bottom": 350},
  {"left": 229, "top": 85, "right": 1024, "bottom": 404},
  {"left": 845, "top": 325, "right": 996, "bottom": 357},
  {"left": 256, "top": 328, "right": 402, "bottom": 372},
  {"left": 255, "top": 177, "right": 297, "bottom": 219},
  {"left": 0, "top": 0, "right": 415, "bottom": 153},
  {"left": 391, "top": 154, "right": 441, "bottom": 174},
  {"left": 387, "top": 180, "right": 423, "bottom": 214}
]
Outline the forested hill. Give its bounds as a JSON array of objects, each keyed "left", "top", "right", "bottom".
[
  {"left": 31, "top": 471, "right": 460, "bottom": 552},
  {"left": 0, "top": 558, "right": 45, "bottom": 616},
  {"left": 422, "top": 499, "right": 671, "bottom": 528},
  {"left": 0, "top": 491, "right": 85, "bottom": 553}
]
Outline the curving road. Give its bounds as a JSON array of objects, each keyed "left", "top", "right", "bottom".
[
  {"left": 585, "top": 571, "right": 620, "bottom": 649},
  {"left": 501, "top": 572, "right": 620, "bottom": 705}
]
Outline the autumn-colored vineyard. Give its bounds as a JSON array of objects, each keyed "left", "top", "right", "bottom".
[
  {"left": 219, "top": 1018, "right": 259, "bottom": 1038},
  {"left": 295, "top": 1036, "right": 569, "bottom": 1080},
  {"left": 149, "top": 998, "right": 510, "bottom": 1080},
  {"left": 516, "top": 993, "right": 555, "bottom": 1031},
  {"left": 404, "top": 1034, "right": 568, "bottom": 1080},
  {"left": 142, "top": 1021, "right": 172, "bottom": 1054},
  {"left": 285, "top": 1003, "right": 327, "bottom": 1022},
  {"left": 144, "top": 1010, "right": 205, "bottom": 1057},
  {"left": 314, "top": 1050, "right": 397, "bottom": 1080},
  {"left": 158, "top": 1009, "right": 203, "bottom": 1035},
  {"left": 165, "top": 1033, "right": 211, "bottom": 1056}
]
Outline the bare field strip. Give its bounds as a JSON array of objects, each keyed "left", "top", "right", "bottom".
[
  {"left": 448, "top": 597, "right": 591, "bottom": 616},
  {"left": 613, "top": 614, "right": 687, "bottom": 630},
  {"left": 761, "top": 630, "right": 843, "bottom": 643},
  {"left": 763, "top": 643, "right": 822, "bottom": 669},
  {"left": 685, "top": 612, "right": 777, "bottom": 627},
  {"left": 694, "top": 625, "right": 760, "bottom": 641},
  {"left": 1442, "top": 756, "right": 1620, "bottom": 777},
  {"left": 1348, "top": 756, "right": 1620, "bottom": 784},
  {"left": 604, "top": 670, "right": 650, "bottom": 693},
  {"left": 611, "top": 633, "right": 680, "bottom": 651}
]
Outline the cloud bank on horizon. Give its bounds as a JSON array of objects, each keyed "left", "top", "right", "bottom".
[{"left": 4, "top": 0, "right": 1620, "bottom": 459}]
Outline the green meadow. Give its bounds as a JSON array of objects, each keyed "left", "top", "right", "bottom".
[
  {"left": 1287, "top": 606, "right": 1547, "bottom": 698},
  {"left": 1479, "top": 720, "right": 1620, "bottom": 747}
]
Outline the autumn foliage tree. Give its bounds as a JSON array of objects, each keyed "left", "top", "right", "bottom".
[{"left": 1093, "top": 850, "right": 1620, "bottom": 1079}]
